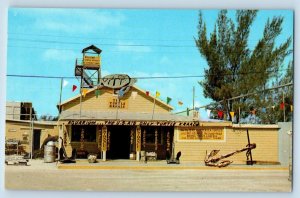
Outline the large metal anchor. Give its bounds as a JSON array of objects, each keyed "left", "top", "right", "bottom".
[{"left": 204, "top": 143, "right": 256, "bottom": 168}]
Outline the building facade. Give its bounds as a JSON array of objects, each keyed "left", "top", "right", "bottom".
[{"left": 57, "top": 85, "right": 280, "bottom": 164}]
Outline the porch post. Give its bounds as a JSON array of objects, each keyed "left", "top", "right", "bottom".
[
  {"left": 101, "top": 125, "right": 107, "bottom": 161},
  {"left": 136, "top": 125, "right": 141, "bottom": 161}
]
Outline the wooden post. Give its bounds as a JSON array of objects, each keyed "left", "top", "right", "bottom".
[
  {"left": 246, "top": 129, "right": 253, "bottom": 165},
  {"left": 98, "top": 126, "right": 102, "bottom": 159},
  {"left": 155, "top": 129, "right": 158, "bottom": 151},
  {"left": 136, "top": 126, "right": 141, "bottom": 161},
  {"left": 102, "top": 126, "right": 107, "bottom": 161}
]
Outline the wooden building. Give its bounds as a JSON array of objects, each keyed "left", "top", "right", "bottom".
[
  {"left": 57, "top": 85, "right": 280, "bottom": 164},
  {"left": 5, "top": 119, "right": 58, "bottom": 155}
]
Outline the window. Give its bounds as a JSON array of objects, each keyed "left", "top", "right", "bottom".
[
  {"left": 71, "top": 125, "right": 96, "bottom": 142},
  {"left": 142, "top": 127, "right": 163, "bottom": 144}
]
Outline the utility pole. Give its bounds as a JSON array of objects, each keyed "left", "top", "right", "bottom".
[
  {"left": 283, "top": 91, "right": 286, "bottom": 122},
  {"left": 193, "top": 86, "right": 195, "bottom": 110}
]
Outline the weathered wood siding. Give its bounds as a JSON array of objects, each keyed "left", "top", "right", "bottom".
[
  {"left": 62, "top": 87, "right": 171, "bottom": 114},
  {"left": 174, "top": 125, "right": 279, "bottom": 164},
  {"left": 5, "top": 120, "right": 58, "bottom": 153}
]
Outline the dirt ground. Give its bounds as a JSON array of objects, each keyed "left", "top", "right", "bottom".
[{"left": 4, "top": 159, "right": 292, "bottom": 192}]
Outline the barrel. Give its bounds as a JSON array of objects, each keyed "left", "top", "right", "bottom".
[{"left": 44, "top": 145, "right": 55, "bottom": 163}]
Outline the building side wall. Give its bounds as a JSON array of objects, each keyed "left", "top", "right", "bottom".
[
  {"left": 174, "top": 126, "right": 279, "bottom": 164},
  {"left": 62, "top": 88, "right": 170, "bottom": 114},
  {"left": 5, "top": 121, "right": 58, "bottom": 153}
]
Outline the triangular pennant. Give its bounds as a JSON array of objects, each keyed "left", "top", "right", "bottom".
[
  {"left": 272, "top": 105, "right": 275, "bottom": 110},
  {"left": 95, "top": 90, "right": 100, "bottom": 98},
  {"left": 207, "top": 109, "right": 211, "bottom": 118},
  {"left": 118, "top": 87, "right": 125, "bottom": 98},
  {"left": 166, "top": 97, "right": 172, "bottom": 104},
  {"left": 217, "top": 110, "right": 223, "bottom": 119},
  {"left": 230, "top": 111, "right": 235, "bottom": 119},
  {"left": 131, "top": 91, "right": 137, "bottom": 100},
  {"left": 195, "top": 107, "right": 200, "bottom": 111},
  {"left": 178, "top": 101, "right": 183, "bottom": 106},
  {"left": 280, "top": 102, "right": 285, "bottom": 110},
  {"left": 146, "top": 91, "right": 150, "bottom": 96},
  {"left": 156, "top": 91, "right": 160, "bottom": 98},
  {"left": 63, "top": 80, "right": 69, "bottom": 87},
  {"left": 72, "top": 85, "right": 77, "bottom": 92},
  {"left": 82, "top": 89, "right": 88, "bottom": 97}
]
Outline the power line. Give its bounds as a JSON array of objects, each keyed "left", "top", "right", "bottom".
[
  {"left": 9, "top": 32, "right": 193, "bottom": 42},
  {"left": 7, "top": 45, "right": 199, "bottom": 54},
  {"left": 8, "top": 38, "right": 196, "bottom": 48},
  {"left": 6, "top": 68, "right": 290, "bottom": 80},
  {"left": 173, "top": 82, "right": 293, "bottom": 114}
]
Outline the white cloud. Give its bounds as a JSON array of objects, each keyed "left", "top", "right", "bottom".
[
  {"left": 20, "top": 9, "right": 126, "bottom": 34},
  {"left": 159, "top": 55, "right": 171, "bottom": 65},
  {"left": 42, "top": 49, "right": 76, "bottom": 61}
]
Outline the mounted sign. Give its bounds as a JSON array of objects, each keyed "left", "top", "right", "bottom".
[
  {"left": 83, "top": 55, "right": 100, "bottom": 69},
  {"left": 178, "top": 127, "right": 225, "bottom": 141},
  {"left": 100, "top": 74, "right": 137, "bottom": 89},
  {"left": 66, "top": 120, "right": 200, "bottom": 127},
  {"left": 108, "top": 98, "right": 128, "bottom": 109}
]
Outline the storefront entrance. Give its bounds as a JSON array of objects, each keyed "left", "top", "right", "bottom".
[{"left": 108, "top": 126, "right": 131, "bottom": 159}]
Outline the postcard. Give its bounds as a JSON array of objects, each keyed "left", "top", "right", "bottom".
[{"left": 5, "top": 8, "right": 293, "bottom": 192}]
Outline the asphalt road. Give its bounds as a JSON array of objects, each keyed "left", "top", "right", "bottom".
[{"left": 5, "top": 160, "right": 291, "bottom": 192}]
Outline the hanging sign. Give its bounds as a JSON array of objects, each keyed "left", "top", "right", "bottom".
[
  {"left": 101, "top": 126, "right": 107, "bottom": 151},
  {"left": 136, "top": 126, "right": 141, "bottom": 151}
]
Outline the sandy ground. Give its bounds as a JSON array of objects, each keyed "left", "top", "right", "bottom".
[{"left": 5, "top": 159, "right": 292, "bottom": 192}]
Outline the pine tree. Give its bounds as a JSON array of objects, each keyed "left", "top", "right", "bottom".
[{"left": 195, "top": 10, "right": 292, "bottom": 122}]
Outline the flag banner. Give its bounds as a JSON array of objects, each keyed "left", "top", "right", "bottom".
[
  {"left": 290, "top": 105, "right": 293, "bottom": 112},
  {"left": 156, "top": 91, "right": 160, "bottom": 98},
  {"left": 280, "top": 102, "right": 285, "bottom": 110},
  {"left": 82, "top": 89, "right": 88, "bottom": 97},
  {"left": 146, "top": 91, "right": 150, "bottom": 96},
  {"left": 63, "top": 80, "right": 69, "bottom": 87},
  {"left": 132, "top": 91, "right": 137, "bottom": 100},
  {"left": 230, "top": 111, "right": 235, "bottom": 119},
  {"left": 217, "top": 110, "right": 223, "bottom": 119},
  {"left": 118, "top": 87, "right": 125, "bottom": 98},
  {"left": 207, "top": 109, "right": 211, "bottom": 118},
  {"left": 272, "top": 105, "right": 275, "bottom": 110},
  {"left": 166, "top": 97, "right": 172, "bottom": 104},
  {"left": 72, "top": 85, "right": 77, "bottom": 92},
  {"left": 187, "top": 108, "right": 189, "bottom": 116},
  {"left": 95, "top": 90, "right": 100, "bottom": 98},
  {"left": 178, "top": 101, "right": 183, "bottom": 106}
]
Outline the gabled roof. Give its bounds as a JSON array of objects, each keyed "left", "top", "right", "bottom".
[
  {"left": 82, "top": 45, "right": 102, "bottom": 54},
  {"left": 58, "top": 85, "right": 174, "bottom": 111}
]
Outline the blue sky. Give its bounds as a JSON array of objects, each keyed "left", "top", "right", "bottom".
[{"left": 6, "top": 8, "right": 293, "bottom": 118}]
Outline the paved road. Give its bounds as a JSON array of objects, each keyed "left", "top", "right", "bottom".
[{"left": 5, "top": 160, "right": 291, "bottom": 192}]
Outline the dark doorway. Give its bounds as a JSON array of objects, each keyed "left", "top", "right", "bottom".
[
  {"left": 108, "top": 126, "right": 131, "bottom": 159},
  {"left": 33, "top": 129, "right": 41, "bottom": 151}
]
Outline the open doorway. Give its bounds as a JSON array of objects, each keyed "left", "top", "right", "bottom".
[
  {"left": 108, "top": 126, "right": 131, "bottom": 159},
  {"left": 33, "top": 129, "right": 41, "bottom": 151}
]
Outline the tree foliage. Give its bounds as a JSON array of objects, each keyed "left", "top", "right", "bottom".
[{"left": 195, "top": 10, "right": 292, "bottom": 123}]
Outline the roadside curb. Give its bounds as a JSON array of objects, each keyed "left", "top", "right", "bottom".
[{"left": 57, "top": 165, "right": 289, "bottom": 171}]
